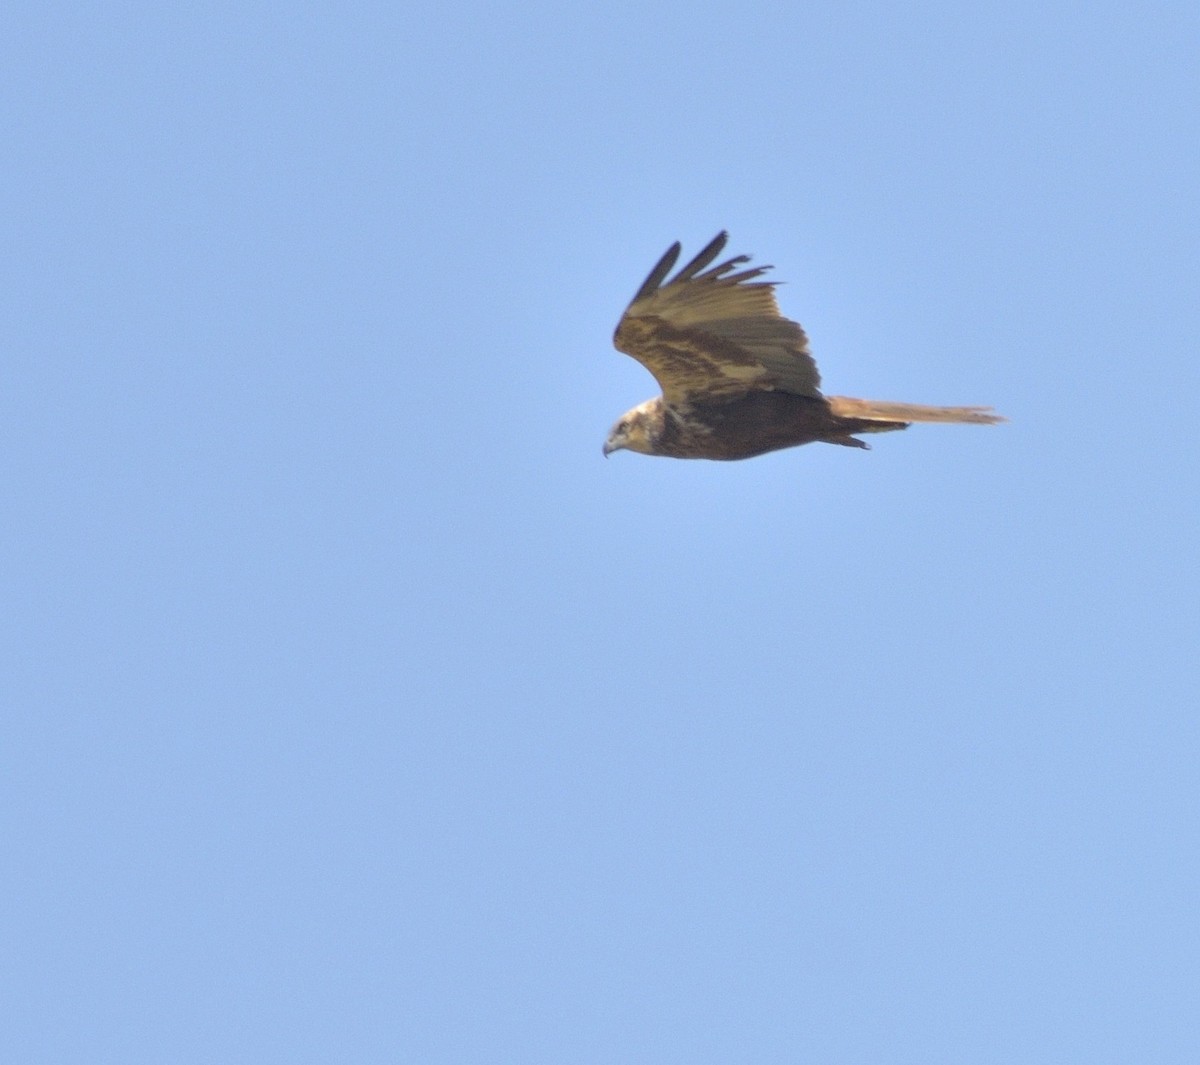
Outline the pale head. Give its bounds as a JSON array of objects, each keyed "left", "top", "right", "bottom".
[{"left": 603, "top": 398, "right": 663, "bottom": 457}]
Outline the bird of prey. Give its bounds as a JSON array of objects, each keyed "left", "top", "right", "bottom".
[{"left": 603, "top": 232, "right": 1003, "bottom": 460}]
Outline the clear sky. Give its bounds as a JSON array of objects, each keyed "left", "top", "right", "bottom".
[{"left": 4, "top": 2, "right": 1198, "bottom": 1062}]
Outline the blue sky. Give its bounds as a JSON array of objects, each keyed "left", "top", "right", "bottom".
[{"left": 3, "top": 2, "right": 1198, "bottom": 1062}]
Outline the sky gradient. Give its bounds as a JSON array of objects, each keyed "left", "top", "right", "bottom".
[{"left": 4, "top": 2, "right": 1198, "bottom": 1062}]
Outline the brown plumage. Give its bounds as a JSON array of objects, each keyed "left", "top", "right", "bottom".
[{"left": 603, "top": 232, "right": 1004, "bottom": 460}]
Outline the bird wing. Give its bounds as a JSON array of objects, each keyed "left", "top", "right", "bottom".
[{"left": 613, "top": 232, "right": 822, "bottom": 406}]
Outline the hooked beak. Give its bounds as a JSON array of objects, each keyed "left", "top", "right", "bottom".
[{"left": 602, "top": 441, "right": 613, "bottom": 458}]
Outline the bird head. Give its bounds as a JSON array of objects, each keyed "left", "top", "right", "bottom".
[{"left": 603, "top": 399, "right": 661, "bottom": 457}]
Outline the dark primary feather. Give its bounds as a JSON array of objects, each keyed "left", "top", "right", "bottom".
[
  {"left": 670, "top": 230, "right": 730, "bottom": 282},
  {"left": 630, "top": 242, "right": 682, "bottom": 304}
]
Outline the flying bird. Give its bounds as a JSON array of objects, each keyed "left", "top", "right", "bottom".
[{"left": 603, "top": 232, "right": 1003, "bottom": 460}]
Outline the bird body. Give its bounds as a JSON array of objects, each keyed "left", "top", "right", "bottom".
[
  {"left": 605, "top": 392, "right": 901, "bottom": 460},
  {"left": 604, "top": 232, "right": 1003, "bottom": 461}
]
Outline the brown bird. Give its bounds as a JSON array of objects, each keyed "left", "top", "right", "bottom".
[{"left": 603, "top": 232, "right": 1003, "bottom": 460}]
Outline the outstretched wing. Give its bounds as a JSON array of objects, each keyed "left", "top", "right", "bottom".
[{"left": 613, "top": 232, "right": 822, "bottom": 406}]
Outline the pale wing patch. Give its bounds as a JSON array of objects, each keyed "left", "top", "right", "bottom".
[
  {"left": 614, "top": 317, "right": 775, "bottom": 405},
  {"left": 721, "top": 363, "right": 773, "bottom": 383}
]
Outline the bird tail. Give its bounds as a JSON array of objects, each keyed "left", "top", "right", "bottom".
[{"left": 827, "top": 396, "right": 1005, "bottom": 425}]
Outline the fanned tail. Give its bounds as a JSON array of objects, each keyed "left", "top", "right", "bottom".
[{"left": 827, "top": 396, "right": 1005, "bottom": 425}]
